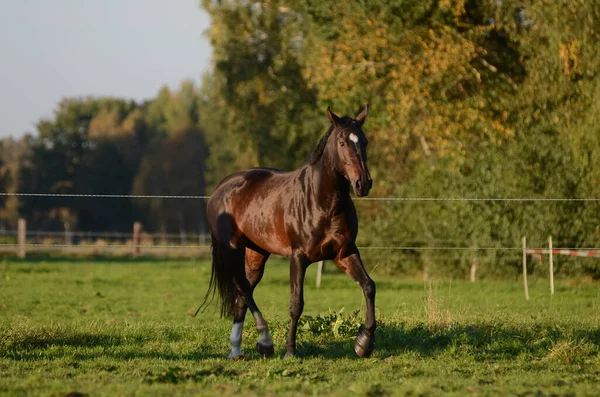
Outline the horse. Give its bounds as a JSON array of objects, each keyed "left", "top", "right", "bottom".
[{"left": 199, "top": 104, "right": 376, "bottom": 359}]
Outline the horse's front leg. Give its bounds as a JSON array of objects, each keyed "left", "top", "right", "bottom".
[
  {"left": 334, "top": 247, "right": 376, "bottom": 358},
  {"left": 285, "top": 251, "right": 309, "bottom": 358}
]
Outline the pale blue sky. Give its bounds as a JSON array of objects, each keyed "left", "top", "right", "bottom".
[{"left": 0, "top": 0, "right": 211, "bottom": 138}]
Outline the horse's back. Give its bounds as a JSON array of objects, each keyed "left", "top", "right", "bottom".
[
  {"left": 210, "top": 167, "right": 286, "bottom": 203},
  {"left": 207, "top": 167, "right": 293, "bottom": 253}
]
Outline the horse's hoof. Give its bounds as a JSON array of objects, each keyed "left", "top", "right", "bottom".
[
  {"left": 283, "top": 351, "right": 298, "bottom": 359},
  {"left": 354, "top": 332, "right": 375, "bottom": 358},
  {"left": 229, "top": 354, "right": 246, "bottom": 361},
  {"left": 256, "top": 342, "right": 275, "bottom": 358}
]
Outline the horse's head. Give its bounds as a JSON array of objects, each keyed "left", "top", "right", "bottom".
[{"left": 327, "top": 104, "right": 372, "bottom": 197}]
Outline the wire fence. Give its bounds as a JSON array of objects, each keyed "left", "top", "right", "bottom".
[
  {"left": 3, "top": 230, "right": 600, "bottom": 247},
  {"left": 0, "top": 243, "right": 210, "bottom": 249},
  {"left": 0, "top": 244, "right": 597, "bottom": 251},
  {"left": 1, "top": 229, "right": 598, "bottom": 250},
  {"left": 0, "top": 230, "right": 205, "bottom": 239},
  {"left": 2, "top": 191, "right": 600, "bottom": 201},
  {"left": 0, "top": 232, "right": 597, "bottom": 253},
  {"left": 2, "top": 191, "right": 600, "bottom": 259}
]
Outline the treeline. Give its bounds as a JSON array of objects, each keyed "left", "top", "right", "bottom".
[
  {"left": 0, "top": 82, "right": 208, "bottom": 234},
  {"left": 2, "top": 0, "right": 600, "bottom": 278}
]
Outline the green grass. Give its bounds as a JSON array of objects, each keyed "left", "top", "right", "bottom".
[{"left": 1, "top": 257, "right": 600, "bottom": 396}]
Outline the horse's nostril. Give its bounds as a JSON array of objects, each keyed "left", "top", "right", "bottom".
[{"left": 356, "top": 180, "right": 362, "bottom": 191}]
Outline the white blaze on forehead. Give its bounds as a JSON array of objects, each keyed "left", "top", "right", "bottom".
[{"left": 349, "top": 133, "right": 359, "bottom": 143}]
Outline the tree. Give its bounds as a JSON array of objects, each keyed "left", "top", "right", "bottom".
[
  {"left": 133, "top": 126, "right": 209, "bottom": 234},
  {"left": 201, "top": 0, "right": 320, "bottom": 170},
  {"left": 0, "top": 145, "right": 10, "bottom": 209},
  {"left": 200, "top": 0, "right": 600, "bottom": 278},
  {"left": 17, "top": 97, "right": 147, "bottom": 231}
]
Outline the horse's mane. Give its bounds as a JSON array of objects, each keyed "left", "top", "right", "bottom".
[
  {"left": 309, "top": 125, "right": 334, "bottom": 165},
  {"left": 309, "top": 117, "right": 353, "bottom": 165}
]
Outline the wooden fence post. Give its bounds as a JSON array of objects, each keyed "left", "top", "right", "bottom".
[
  {"left": 549, "top": 235, "right": 554, "bottom": 295},
  {"left": 18, "top": 218, "right": 26, "bottom": 258},
  {"left": 316, "top": 261, "right": 324, "bottom": 288},
  {"left": 161, "top": 229, "right": 167, "bottom": 245},
  {"left": 133, "top": 222, "right": 142, "bottom": 256},
  {"left": 522, "top": 236, "right": 529, "bottom": 300}
]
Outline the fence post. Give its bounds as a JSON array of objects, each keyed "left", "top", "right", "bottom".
[
  {"left": 522, "top": 236, "right": 529, "bottom": 300},
  {"left": 316, "top": 261, "right": 324, "bottom": 288},
  {"left": 133, "top": 222, "right": 142, "bottom": 256},
  {"left": 18, "top": 218, "right": 26, "bottom": 258},
  {"left": 549, "top": 235, "right": 554, "bottom": 295},
  {"left": 64, "top": 222, "right": 72, "bottom": 246},
  {"left": 470, "top": 248, "right": 477, "bottom": 282}
]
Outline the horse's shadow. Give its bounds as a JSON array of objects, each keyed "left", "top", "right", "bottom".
[
  {"left": 6, "top": 323, "right": 599, "bottom": 362},
  {"left": 296, "top": 322, "right": 600, "bottom": 360}
]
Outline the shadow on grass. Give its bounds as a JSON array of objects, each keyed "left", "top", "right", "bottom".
[
  {"left": 3, "top": 322, "right": 599, "bottom": 362},
  {"left": 296, "top": 322, "right": 600, "bottom": 360},
  {"left": 5, "top": 348, "right": 225, "bottom": 362},
  {"left": 0, "top": 329, "right": 224, "bottom": 361}
]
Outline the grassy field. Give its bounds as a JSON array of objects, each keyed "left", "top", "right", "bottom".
[{"left": 1, "top": 256, "right": 600, "bottom": 396}]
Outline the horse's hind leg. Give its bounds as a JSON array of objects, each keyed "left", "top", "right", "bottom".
[
  {"left": 229, "top": 247, "right": 273, "bottom": 358},
  {"left": 240, "top": 247, "right": 274, "bottom": 357},
  {"left": 225, "top": 247, "right": 247, "bottom": 359}
]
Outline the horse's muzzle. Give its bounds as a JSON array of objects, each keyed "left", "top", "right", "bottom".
[{"left": 354, "top": 178, "right": 372, "bottom": 197}]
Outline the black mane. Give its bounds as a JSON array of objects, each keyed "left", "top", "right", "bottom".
[{"left": 309, "top": 125, "right": 334, "bottom": 165}]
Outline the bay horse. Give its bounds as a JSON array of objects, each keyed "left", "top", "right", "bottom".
[{"left": 200, "top": 105, "right": 376, "bottom": 359}]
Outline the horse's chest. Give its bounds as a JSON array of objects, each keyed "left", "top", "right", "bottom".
[{"left": 304, "top": 223, "right": 352, "bottom": 262}]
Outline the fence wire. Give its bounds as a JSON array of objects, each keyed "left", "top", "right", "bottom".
[
  {"left": 2, "top": 191, "right": 599, "bottom": 255},
  {"left": 0, "top": 243, "right": 210, "bottom": 249},
  {"left": 1, "top": 243, "right": 598, "bottom": 252},
  {"left": 2, "top": 192, "right": 600, "bottom": 202}
]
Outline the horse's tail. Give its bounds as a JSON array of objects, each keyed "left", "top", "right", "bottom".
[{"left": 195, "top": 233, "right": 236, "bottom": 318}]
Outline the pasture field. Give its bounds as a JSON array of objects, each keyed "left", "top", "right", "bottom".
[{"left": 1, "top": 256, "right": 600, "bottom": 396}]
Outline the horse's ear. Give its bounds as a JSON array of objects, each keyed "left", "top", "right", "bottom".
[
  {"left": 327, "top": 106, "right": 341, "bottom": 127},
  {"left": 356, "top": 103, "right": 369, "bottom": 126}
]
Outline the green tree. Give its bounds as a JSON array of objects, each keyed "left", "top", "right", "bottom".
[
  {"left": 201, "top": 0, "right": 320, "bottom": 170},
  {"left": 144, "top": 81, "right": 201, "bottom": 136},
  {"left": 18, "top": 97, "right": 147, "bottom": 231},
  {"left": 133, "top": 126, "right": 209, "bottom": 234},
  {"left": 200, "top": 0, "right": 600, "bottom": 278}
]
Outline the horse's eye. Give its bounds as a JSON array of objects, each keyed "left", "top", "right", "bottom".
[{"left": 339, "top": 141, "right": 345, "bottom": 147}]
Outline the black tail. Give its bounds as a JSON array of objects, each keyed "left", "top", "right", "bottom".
[{"left": 195, "top": 233, "right": 236, "bottom": 318}]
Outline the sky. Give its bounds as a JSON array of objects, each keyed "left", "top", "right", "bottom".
[{"left": 0, "top": 0, "right": 212, "bottom": 138}]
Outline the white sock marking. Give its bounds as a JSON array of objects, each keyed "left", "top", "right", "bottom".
[
  {"left": 253, "top": 312, "right": 273, "bottom": 346},
  {"left": 229, "top": 321, "right": 244, "bottom": 358}
]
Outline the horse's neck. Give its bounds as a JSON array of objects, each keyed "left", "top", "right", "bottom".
[{"left": 307, "top": 152, "right": 350, "bottom": 212}]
